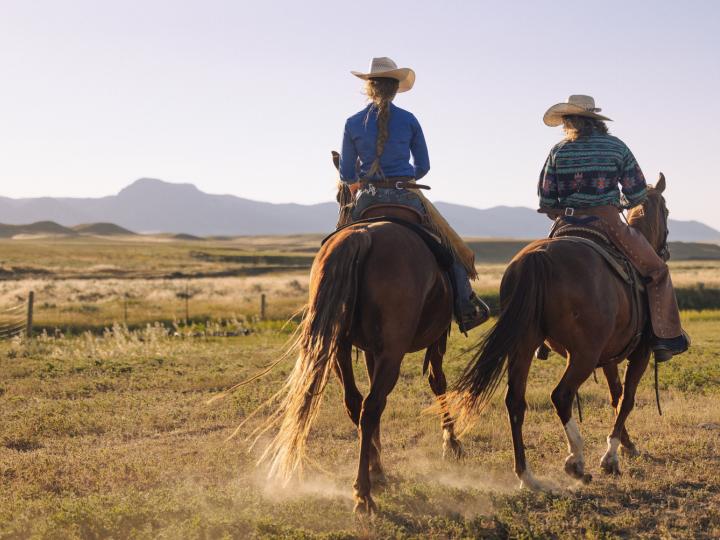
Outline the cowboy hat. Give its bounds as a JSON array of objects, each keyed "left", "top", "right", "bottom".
[
  {"left": 543, "top": 95, "right": 612, "bottom": 127},
  {"left": 351, "top": 57, "right": 415, "bottom": 93}
]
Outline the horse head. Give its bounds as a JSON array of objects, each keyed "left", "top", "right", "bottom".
[{"left": 627, "top": 173, "right": 670, "bottom": 261}]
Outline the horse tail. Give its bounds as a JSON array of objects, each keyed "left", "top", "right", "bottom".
[
  {"left": 454, "top": 248, "right": 551, "bottom": 418},
  {"left": 256, "top": 228, "right": 371, "bottom": 482}
]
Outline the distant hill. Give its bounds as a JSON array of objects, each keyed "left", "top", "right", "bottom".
[
  {"left": 173, "top": 233, "right": 203, "bottom": 241},
  {"left": 0, "top": 221, "right": 78, "bottom": 238},
  {"left": 665, "top": 242, "right": 720, "bottom": 260},
  {"left": 72, "top": 223, "right": 136, "bottom": 236},
  {"left": 0, "top": 221, "right": 136, "bottom": 238},
  {"left": 0, "top": 178, "right": 718, "bottom": 242}
]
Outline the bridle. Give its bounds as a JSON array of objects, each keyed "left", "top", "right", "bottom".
[{"left": 657, "top": 198, "right": 670, "bottom": 262}]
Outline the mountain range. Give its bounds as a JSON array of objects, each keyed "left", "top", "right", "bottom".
[{"left": 1, "top": 178, "right": 719, "bottom": 242}]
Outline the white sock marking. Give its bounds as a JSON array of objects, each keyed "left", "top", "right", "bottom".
[
  {"left": 564, "top": 418, "right": 584, "bottom": 463},
  {"left": 602, "top": 436, "right": 621, "bottom": 465}
]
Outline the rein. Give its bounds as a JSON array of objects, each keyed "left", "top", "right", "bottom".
[
  {"left": 653, "top": 203, "right": 669, "bottom": 416},
  {"left": 626, "top": 197, "right": 670, "bottom": 416},
  {"left": 622, "top": 201, "right": 669, "bottom": 416}
]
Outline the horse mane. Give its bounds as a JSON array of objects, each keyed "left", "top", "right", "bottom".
[{"left": 336, "top": 182, "right": 354, "bottom": 228}]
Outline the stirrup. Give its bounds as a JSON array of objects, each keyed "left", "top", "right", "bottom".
[
  {"left": 456, "top": 295, "right": 490, "bottom": 334},
  {"left": 652, "top": 330, "right": 690, "bottom": 362}
]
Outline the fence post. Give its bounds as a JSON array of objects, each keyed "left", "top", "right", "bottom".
[
  {"left": 185, "top": 282, "right": 190, "bottom": 324},
  {"left": 26, "top": 291, "right": 34, "bottom": 339},
  {"left": 260, "top": 293, "right": 266, "bottom": 320},
  {"left": 124, "top": 293, "right": 129, "bottom": 325}
]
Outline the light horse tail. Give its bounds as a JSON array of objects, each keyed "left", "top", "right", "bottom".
[
  {"left": 453, "top": 246, "right": 551, "bottom": 425},
  {"left": 255, "top": 227, "right": 371, "bottom": 482}
]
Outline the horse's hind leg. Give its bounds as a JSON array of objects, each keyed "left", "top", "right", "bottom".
[
  {"left": 552, "top": 353, "right": 597, "bottom": 484},
  {"left": 601, "top": 351, "right": 650, "bottom": 475},
  {"left": 425, "top": 332, "right": 463, "bottom": 459},
  {"left": 505, "top": 347, "right": 539, "bottom": 489},
  {"left": 333, "top": 341, "right": 363, "bottom": 426},
  {"left": 334, "top": 347, "right": 386, "bottom": 484},
  {"left": 353, "top": 352, "right": 402, "bottom": 514},
  {"left": 602, "top": 363, "right": 639, "bottom": 458},
  {"left": 363, "top": 351, "right": 386, "bottom": 483}
]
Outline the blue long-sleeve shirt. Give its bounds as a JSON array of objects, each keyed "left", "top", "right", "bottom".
[{"left": 339, "top": 102, "right": 430, "bottom": 182}]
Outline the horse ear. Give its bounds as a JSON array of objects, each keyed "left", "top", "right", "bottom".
[
  {"left": 331, "top": 151, "right": 340, "bottom": 171},
  {"left": 655, "top": 172, "right": 666, "bottom": 193}
]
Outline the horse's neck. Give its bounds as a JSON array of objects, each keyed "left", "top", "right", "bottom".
[{"left": 629, "top": 218, "right": 659, "bottom": 252}]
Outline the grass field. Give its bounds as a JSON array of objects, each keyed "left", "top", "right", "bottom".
[
  {"left": 0, "top": 237, "right": 719, "bottom": 331},
  {"left": 0, "top": 235, "right": 719, "bottom": 538},
  {"left": 1, "top": 312, "right": 718, "bottom": 539}
]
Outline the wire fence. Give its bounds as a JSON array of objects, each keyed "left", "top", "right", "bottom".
[
  {"left": 0, "top": 292, "right": 32, "bottom": 340},
  {"left": 0, "top": 287, "right": 272, "bottom": 337}
]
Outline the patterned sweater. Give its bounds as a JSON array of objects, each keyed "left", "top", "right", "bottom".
[{"left": 538, "top": 133, "right": 648, "bottom": 209}]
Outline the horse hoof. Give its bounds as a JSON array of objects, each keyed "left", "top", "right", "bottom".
[
  {"left": 370, "top": 469, "right": 388, "bottom": 486},
  {"left": 353, "top": 494, "right": 377, "bottom": 515},
  {"left": 519, "top": 479, "right": 539, "bottom": 491},
  {"left": 518, "top": 471, "right": 543, "bottom": 491},
  {"left": 620, "top": 444, "right": 639, "bottom": 458},
  {"left": 564, "top": 458, "right": 587, "bottom": 481},
  {"left": 442, "top": 438, "right": 465, "bottom": 461},
  {"left": 601, "top": 457, "right": 621, "bottom": 476}
]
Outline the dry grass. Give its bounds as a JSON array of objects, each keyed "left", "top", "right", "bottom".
[
  {"left": 1, "top": 312, "right": 718, "bottom": 538},
  {"left": 0, "top": 273, "right": 310, "bottom": 330},
  {"left": 0, "top": 237, "right": 718, "bottom": 330},
  {"left": 0, "top": 236, "right": 719, "bottom": 538},
  {"left": 668, "top": 260, "right": 720, "bottom": 288}
]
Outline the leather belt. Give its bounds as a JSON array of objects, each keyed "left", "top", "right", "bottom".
[
  {"left": 562, "top": 206, "right": 620, "bottom": 217},
  {"left": 358, "top": 178, "right": 431, "bottom": 190}
]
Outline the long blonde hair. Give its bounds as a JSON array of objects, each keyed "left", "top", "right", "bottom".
[
  {"left": 562, "top": 115, "right": 609, "bottom": 141},
  {"left": 364, "top": 77, "right": 399, "bottom": 177}
]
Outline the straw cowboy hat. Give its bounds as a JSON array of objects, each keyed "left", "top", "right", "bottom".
[
  {"left": 351, "top": 57, "right": 415, "bottom": 93},
  {"left": 543, "top": 95, "right": 612, "bottom": 127}
]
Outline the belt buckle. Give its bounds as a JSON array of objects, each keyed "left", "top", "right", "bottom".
[{"left": 564, "top": 207, "right": 575, "bottom": 217}]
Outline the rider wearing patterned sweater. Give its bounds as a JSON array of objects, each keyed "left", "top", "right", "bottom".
[{"left": 538, "top": 95, "right": 689, "bottom": 360}]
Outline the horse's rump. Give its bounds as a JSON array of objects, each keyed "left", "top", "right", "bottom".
[
  {"left": 351, "top": 221, "right": 453, "bottom": 353},
  {"left": 534, "top": 238, "right": 647, "bottom": 363}
]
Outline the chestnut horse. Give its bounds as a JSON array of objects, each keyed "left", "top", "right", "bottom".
[
  {"left": 453, "top": 175, "right": 671, "bottom": 489},
  {"left": 252, "top": 160, "right": 462, "bottom": 514}
]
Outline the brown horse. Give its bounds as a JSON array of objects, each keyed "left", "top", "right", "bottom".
[
  {"left": 252, "top": 165, "right": 463, "bottom": 513},
  {"left": 452, "top": 175, "right": 671, "bottom": 489}
]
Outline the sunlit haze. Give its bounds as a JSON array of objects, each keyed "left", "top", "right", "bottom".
[{"left": 1, "top": 0, "right": 718, "bottom": 227}]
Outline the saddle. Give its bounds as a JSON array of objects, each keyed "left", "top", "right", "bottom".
[
  {"left": 550, "top": 221, "right": 647, "bottom": 364},
  {"left": 322, "top": 215, "right": 454, "bottom": 270}
]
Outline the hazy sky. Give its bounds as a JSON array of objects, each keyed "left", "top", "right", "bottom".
[{"left": 1, "top": 0, "right": 719, "bottom": 228}]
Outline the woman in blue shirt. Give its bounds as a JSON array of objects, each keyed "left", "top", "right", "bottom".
[{"left": 339, "top": 57, "right": 488, "bottom": 333}]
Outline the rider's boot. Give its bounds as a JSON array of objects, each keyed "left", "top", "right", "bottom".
[
  {"left": 652, "top": 330, "right": 690, "bottom": 362},
  {"left": 452, "top": 262, "right": 490, "bottom": 334}
]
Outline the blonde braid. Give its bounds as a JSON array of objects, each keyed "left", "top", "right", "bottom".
[{"left": 365, "top": 78, "right": 399, "bottom": 178}]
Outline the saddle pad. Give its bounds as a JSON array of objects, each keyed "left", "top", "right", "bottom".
[
  {"left": 321, "top": 216, "right": 454, "bottom": 270},
  {"left": 550, "top": 235, "right": 632, "bottom": 284}
]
